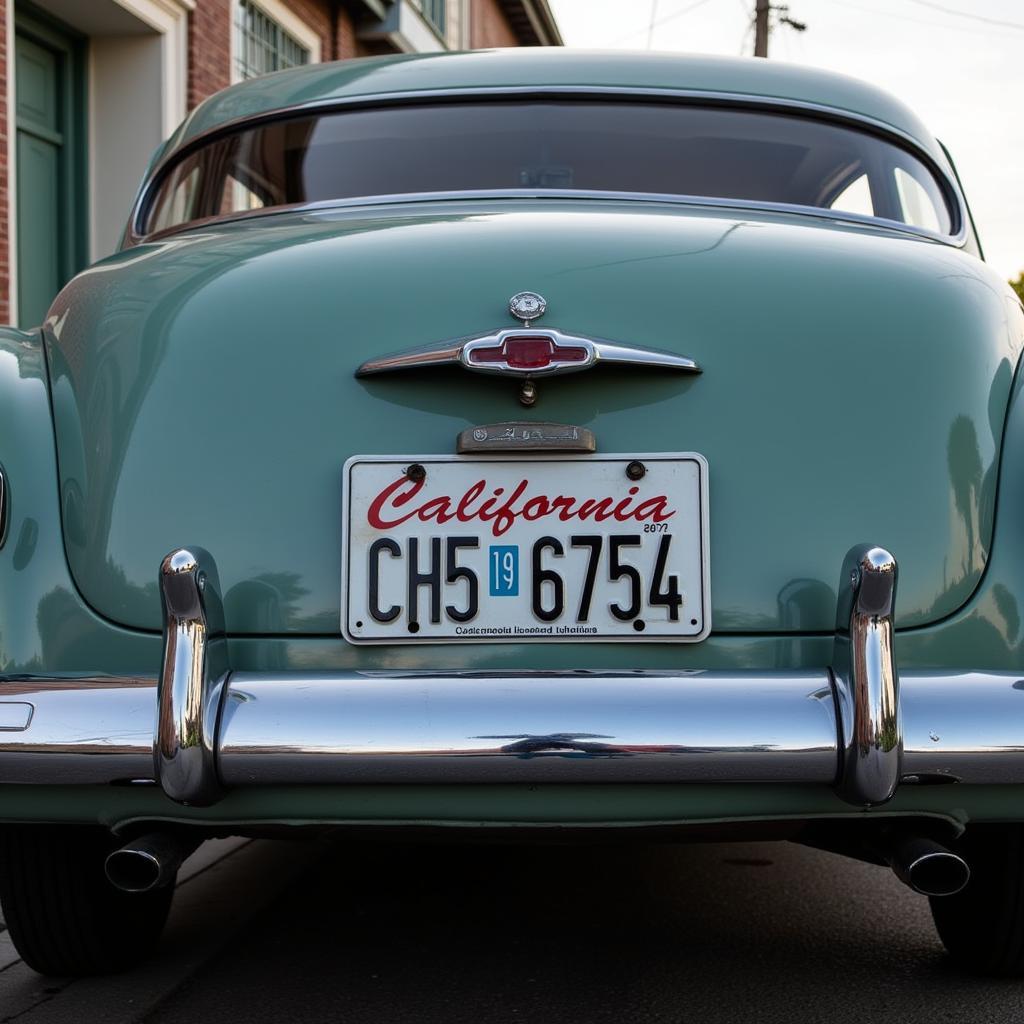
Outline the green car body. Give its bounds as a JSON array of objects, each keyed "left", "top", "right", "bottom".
[{"left": 3, "top": 51, "right": 1024, "bottom": 898}]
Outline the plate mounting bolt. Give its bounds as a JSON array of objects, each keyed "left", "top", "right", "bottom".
[
  {"left": 406, "top": 463, "right": 426, "bottom": 482},
  {"left": 626, "top": 460, "right": 646, "bottom": 481}
]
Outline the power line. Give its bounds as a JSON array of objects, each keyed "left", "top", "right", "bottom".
[
  {"left": 833, "top": 0, "right": 1016, "bottom": 37},
  {"left": 904, "top": 0, "right": 1024, "bottom": 31},
  {"left": 614, "top": 0, "right": 718, "bottom": 45},
  {"left": 649, "top": 0, "right": 718, "bottom": 31},
  {"left": 739, "top": 17, "right": 753, "bottom": 53},
  {"left": 647, "top": 0, "right": 660, "bottom": 48},
  {"left": 736, "top": 0, "right": 752, "bottom": 50}
]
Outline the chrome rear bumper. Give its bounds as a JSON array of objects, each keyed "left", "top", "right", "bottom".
[
  {"left": 1, "top": 544, "right": 1022, "bottom": 804},
  {"left": 3, "top": 668, "right": 1022, "bottom": 790}
]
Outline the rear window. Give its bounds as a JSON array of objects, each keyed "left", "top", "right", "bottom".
[{"left": 143, "top": 101, "right": 955, "bottom": 236}]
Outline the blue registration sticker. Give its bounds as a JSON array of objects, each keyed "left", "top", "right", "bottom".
[{"left": 489, "top": 545, "right": 519, "bottom": 597}]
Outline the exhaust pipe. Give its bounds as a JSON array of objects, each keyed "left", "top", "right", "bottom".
[
  {"left": 885, "top": 833, "right": 970, "bottom": 897},
  {"left": 105, "top": 832, "right": 201, "bottom": 893}
]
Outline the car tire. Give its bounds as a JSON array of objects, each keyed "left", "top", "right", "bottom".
[
  {"left": 929, "top": 824, "right": 1024, "bottom": 977},
  {"left": 0, "top": 825, "right": 175, "bottom": 976}
]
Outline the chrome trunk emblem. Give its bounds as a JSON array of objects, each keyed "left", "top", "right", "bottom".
[
  {"left": 508, "top": 291, "right": 547, "bottom": 325},
  {"left": 355, "top": 292, "right": 701, "bottom": 404},
  {"left": 470, "top": 331, "right": 699, "bottom": 376},
  {"left": 357, "top": 328, "right": 700, "bottom": 378}
]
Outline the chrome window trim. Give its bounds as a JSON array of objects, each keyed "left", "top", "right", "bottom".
[
  {"left": 127, "top": 86, "right": 969, "bottom": 248},
  {"left": 136, "top": 188, "right": 963, "bottom": 249}
]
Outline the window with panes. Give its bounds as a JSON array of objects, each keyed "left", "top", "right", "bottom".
[
  {"left": 234, "top": 0, "right": 310, "bottom": 80},
  {"left": 418, "top": 0, "right": 446, "bottom": 37}
]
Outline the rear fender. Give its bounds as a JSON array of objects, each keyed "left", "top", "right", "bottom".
[
  {"left": 0, "top": 327, "right": 156, "bottom": 674},
  {"left": 902, "top": 293, "right": 1024, "bottom": 668}
]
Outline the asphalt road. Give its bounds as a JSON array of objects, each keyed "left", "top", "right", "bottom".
[{"left": 6, "top": 836, "right": 1024, "bottom": 1023}]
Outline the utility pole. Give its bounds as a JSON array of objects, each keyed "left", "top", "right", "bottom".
[
  {"left": 754, "top": 0, "right": 770, "bottom": 57},
  {"left": 753, "top": 2, "right": 806, "bottom": 58}
]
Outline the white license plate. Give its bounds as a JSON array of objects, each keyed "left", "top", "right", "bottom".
[{"left": 342, "top": 453, "right": 710, "bottom": 643}]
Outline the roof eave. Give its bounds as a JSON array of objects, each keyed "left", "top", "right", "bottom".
[
  {"left": 341, "top": 0, "right": 391, "bottom": 22},
  {"left": 497, "top": 0, "right": 563, "bottom": 46}
]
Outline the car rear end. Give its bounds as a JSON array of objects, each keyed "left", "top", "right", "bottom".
[{"left": 3, "top": 52, "right": 1024, "bottom": 976}]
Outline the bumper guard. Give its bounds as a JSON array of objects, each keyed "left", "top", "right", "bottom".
[{"left": 2, "top": 544, "right": 1023, "bottom": 806}]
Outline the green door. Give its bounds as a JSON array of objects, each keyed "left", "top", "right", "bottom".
[{"left": 15, "top": 11, "right": 86, "bottom": 329}]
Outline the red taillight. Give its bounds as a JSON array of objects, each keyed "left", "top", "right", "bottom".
[{"left": 468, "top": 335, "right": 589, "bottom": 370}]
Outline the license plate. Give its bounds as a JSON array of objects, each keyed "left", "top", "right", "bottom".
[{"left": 342, "top": 453, "right": 710, "bottom": 643}]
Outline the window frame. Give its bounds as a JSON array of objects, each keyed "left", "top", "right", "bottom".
[
  {"left": 230, "top": 0, "right": 322, "bottom": 85},
  {"left": 417, "top": 0, "right": 448, "bottom": 39},
  {"left": 127, "top": 88, "right": 972, "bottom": 251}
]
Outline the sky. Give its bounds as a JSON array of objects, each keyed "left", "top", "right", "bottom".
[{"left": 547, "top": 0, "right": 1024, "bottom": 281}]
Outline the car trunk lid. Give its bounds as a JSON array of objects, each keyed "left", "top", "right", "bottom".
[{"left": 44, "top": 201, "right": 1021, "bottom": 637}]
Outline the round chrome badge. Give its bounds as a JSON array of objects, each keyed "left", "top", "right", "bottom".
[{"left": 509, "top": 291, "right": 547, "bottom": 325}]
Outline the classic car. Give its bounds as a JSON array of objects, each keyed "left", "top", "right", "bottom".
[{"left": 2, "top": 47, "right": 1023, "bottom": 977}]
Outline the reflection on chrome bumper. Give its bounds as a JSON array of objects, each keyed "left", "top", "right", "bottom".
[
  {"left": 1, "top": 544, "right": 1023, "bottom": 804},
  {"left": 218, "top": 670, "right": 839, "bottom": 785},
  {"left": 2, "top": 669, "right": 1023, "bottom": 793}
]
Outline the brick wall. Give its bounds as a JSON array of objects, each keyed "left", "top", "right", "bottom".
[
  {"left": 188, "top": 0, "right": 232, "bottom": 109},
  {"left": 188, "top": 0, "right": 354, "bottom": 111},
  {"left": 287, "top": 0, "right": 332, "bottom": 63},
  {"left": 334, "top": 5, "right": 360, "bottom": 60},
  {"left": 287, "top": 2, "right": 378, "bottom": 62},
  {"left": 470, "top": 0, "right": 518, "bottom": 49},
  {"left": 0, "top": 0, "right": 8, "bottom": 325}
]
